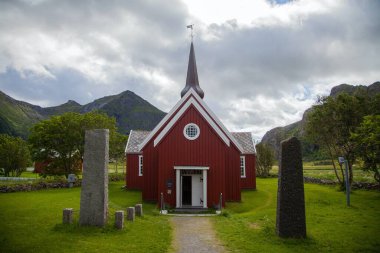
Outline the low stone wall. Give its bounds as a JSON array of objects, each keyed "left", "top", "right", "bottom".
[
  {"left": 0, "top": 174, "right": 125, "bottom": 193},
  {"left": 304, "top": 176, "right": 379, "bottom": 190},
  {"left": 0, "top": 180, "right": 82, "bottom": 193},
  {"left": 303, "top": 176, "right": 336, "bottom": 185}
]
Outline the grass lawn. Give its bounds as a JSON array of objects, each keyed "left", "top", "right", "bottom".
[
  {"left": 214, "top": 178, "right": 380, "bottom": 253},
  {"left": 0, "top": 182, "right": 171, "bottom": 253},
  {"left": 1, "top": 178, "right": 379, "bottom": 252}
]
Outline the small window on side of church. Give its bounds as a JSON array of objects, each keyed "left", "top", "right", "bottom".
[
  {"left": 240, "top": 156, "right": 246, "bottom": 178},
  {"left": 183, "top": 123, "right": 200, "bottom": 140},
  {"left": 138, "top": 155, "right": 143, "bottom": 176}
]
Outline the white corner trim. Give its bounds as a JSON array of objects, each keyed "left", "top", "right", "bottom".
[
  {"left": 202, "top": 170, "right": 207, "bottom": 208},
  {"left": 125, "top": 130, "right": 133, "bottom": 153},
  {"left": 250, "top": 132, "right": 257, "bottom": 154},
  {"left": 154, "top": 97, "right": 230, "bottom": 147},
  {"left": 174, "top": 166, "right": 209, "bottom": 170}
]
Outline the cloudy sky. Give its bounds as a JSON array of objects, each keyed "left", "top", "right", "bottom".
[{"left": 0, "top": 0, "right": 379, "bottom": 139}]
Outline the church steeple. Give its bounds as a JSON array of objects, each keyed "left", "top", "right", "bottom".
[{"left": 181, "top": 42, "right": 204, "bottom": 98}]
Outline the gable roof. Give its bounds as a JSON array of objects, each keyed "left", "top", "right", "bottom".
[
  {"left": 125, "top": 130, "right": 150, "bottom": 154},
  {"left": 138, "top": 88, "right": 244, "bottom": 153},
  {"left": 231, "top": 132, "right": 256, "bottom": 154},
  {"left": 126, "top": 130, "right": 255, "bottom": 155}
]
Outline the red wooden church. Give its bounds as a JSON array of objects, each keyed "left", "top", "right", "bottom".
[{"left": 125, "top": 42, "right": 256, "bottom": 208}]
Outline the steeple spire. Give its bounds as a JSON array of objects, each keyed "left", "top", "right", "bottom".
[{"left": 181, "top": 42, "right": 204, "bottom": 98}]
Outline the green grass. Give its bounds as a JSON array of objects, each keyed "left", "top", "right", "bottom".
[
  {"left": 1, "top": 178, "right": 379, "bottom": 253},
  {"left": 214, "top": 178, "right": 380, "bottom": 253},
  {"left": 0, "top": 182, "right": 171, "bottom": 253}
]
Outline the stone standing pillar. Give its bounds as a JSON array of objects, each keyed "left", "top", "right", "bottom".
[
  {"left": 79, "top": 129, "right": 109, "bottom": 227},
  {"left": 135, "top": 204, "right": 143, "bottom": 217},
  {"left": 115, "top": 211, "right": 124, "bottom": 229},
  {"left": 63, "top": 208, "right": 73, "bottom": 224},
  {"left": 127, "top": 207, "right": 135, "bottom": 221},
  {"left": 276, "top": 137, "right": 306, "bottom": 238}
]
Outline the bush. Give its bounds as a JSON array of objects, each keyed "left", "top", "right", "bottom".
[{"left": 256, "top": 143, "right": 275, "bottom": 177}]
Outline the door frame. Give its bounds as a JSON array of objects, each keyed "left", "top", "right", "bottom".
[{"left": 174, "top": 166, "right": 208, "bottom": 208}]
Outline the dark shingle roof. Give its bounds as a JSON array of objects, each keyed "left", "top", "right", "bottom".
[
  {"left": 125, "top": 130, "right": 150, "bottom": 153},
  {"left": 231, "top": 132, "right": 256, "bottom": 154},
  {"left": 125, "top": 130, "right": 256, "bottom": 154}
]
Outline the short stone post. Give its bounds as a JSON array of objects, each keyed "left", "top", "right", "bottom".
[
  {"left": 276, "top": 137, "right": 306, "bottom": 238},
  {"left": 135, "top": 204, "right": 143, "bottom": 217},
  {"left": 127, "top": 207, "right": 135, "bottom": 221},
  {"left": 115, "top": 210, "right": 124, "bottom": 229},
  {"left": 63, "top": 208, "right": 73, "bottom": 224},
  {"left": 79, "top": 129, "right": 109, "bottom": 227}
]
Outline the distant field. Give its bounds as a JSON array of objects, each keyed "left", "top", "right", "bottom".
[{"left": 270, "top": 162, "right": 376, "bottom": 183}]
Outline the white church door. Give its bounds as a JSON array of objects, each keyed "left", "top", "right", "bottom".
[
  {"left": 191, "top": 174, "right": 203, "bottom": 207},
  {"left": 175, "top": 166, "right": 208, "bottom": 208}
]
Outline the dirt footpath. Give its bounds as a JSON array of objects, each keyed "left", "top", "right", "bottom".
[{"left": 170, "top": 216, "right": 227, "bottom": 253}]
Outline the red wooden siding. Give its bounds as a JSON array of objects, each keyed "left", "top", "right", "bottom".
[
  {"left": 241, "top": 154, "right": 256, "bottom": 189},
  {"left": 153, "top": 106, "right": 241, "bottom": 208},
  {"left": 142, "top": 142, "right": 159, "bottom": 202},
  {"left": 126, "top": 154, "right": 143, "bottom": 190},
  {"left": 34, "top": 160, "right": 82, "bottom": 174},
  {"left": 34, "top": 160, "right": 50, "bottom": 174},
  {"left": 225, "top": 148, "right": 241, "bottom": 201}
]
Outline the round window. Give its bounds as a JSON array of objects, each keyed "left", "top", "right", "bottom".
[{"left": 183, "top": 123, "right": 200, "bottom": 140}]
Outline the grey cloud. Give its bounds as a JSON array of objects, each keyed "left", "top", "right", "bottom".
[{"left": 0, "top": 0, "right": 379, "bottom": 139}]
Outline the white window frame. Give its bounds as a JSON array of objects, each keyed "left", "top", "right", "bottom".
[
  {"left": 138, "top": 155, "right": 143, "bottom": 176},
  {"left": 183, "top": 123, "right": 200, "bottom": 140},
  {"left": 240, "top": 156, "right": 246, "bottom": 178}
]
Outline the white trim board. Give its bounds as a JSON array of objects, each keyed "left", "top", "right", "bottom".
[
  {"left": 125, "top": 130, "right": 133, "bottom": 153},
  {"left": 154, "top": 97, "right": 230, "bottom": 147},
  {"left": 174, "top": 166, "right": 209, "bottom": 170},
  {"left": 138, "top": 88, "right": 244, "bottom": 153},
  {"left": 138, "top": 89, "right": 196, "bottom": 151}
]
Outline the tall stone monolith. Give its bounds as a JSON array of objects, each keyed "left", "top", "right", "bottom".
[
  {"left": 79, "top": 129, "right": 109, "bottom": 227},
  {"left": 276, "top": 137, "right": 306, "bottom": 238}
]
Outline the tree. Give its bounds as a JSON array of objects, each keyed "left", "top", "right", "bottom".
[
  {"left": 0, "top": 134, "right": 31, "bottom": 177},
  {"left": 351, "top": 115, "right": 380, "bottom": 182},
  {"left": 306, "top": 93, "right": 377, "bottom": 185},
  {"left": 110, "top": 132, "right": 128, "bottom": 174},
  {"left": 256, "top": 142, "right": 275, "bottom": 177},
  {"left": 29, "top": 112, "right": 116, "bottom": 177}
]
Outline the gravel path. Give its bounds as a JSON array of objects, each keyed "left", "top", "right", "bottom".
[{"left": 171, "top": 217, "right": 227, "bottom": 253}]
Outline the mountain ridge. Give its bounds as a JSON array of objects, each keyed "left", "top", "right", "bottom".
[
  {"left": 0, "top": 89, "right": 166, "bottom": 138},
  {"left": 261, "top": 81, "right": 380, "bottom": 159}
]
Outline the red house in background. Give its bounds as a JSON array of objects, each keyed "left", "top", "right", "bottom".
[{"left": 125, "top": 42, "right": 256, "bottom": 209}]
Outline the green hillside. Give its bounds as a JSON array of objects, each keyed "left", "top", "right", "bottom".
[
  {"left": 0, "top": 91, "right": 44, "bottom": 138},
  {"left": 0, "top": 90, "right": 166, "bottom": 138}
]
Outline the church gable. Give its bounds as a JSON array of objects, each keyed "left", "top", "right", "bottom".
[
  {"left": 157, "top": 105, "right": 229, "bottom": 154},
  {"left": 139, "top": 89, "right": 244, "bottom": 153},
  {"left": 154, "top": 95, "right": 231, "bottom": 148}
]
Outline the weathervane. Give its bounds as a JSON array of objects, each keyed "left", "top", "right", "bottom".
[{"left": 187, "top": 24, "right": 194, "bottom": 41}]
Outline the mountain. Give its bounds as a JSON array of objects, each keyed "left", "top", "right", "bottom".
[
  {"left": 0, "top": 90, "right": 166, "bottom": 138},
  {"left": 261, "top": 81, "right": 380, "bottom": 159},
  {"left": 0, "top": 91, "right": 45, "bottom": 139}
]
